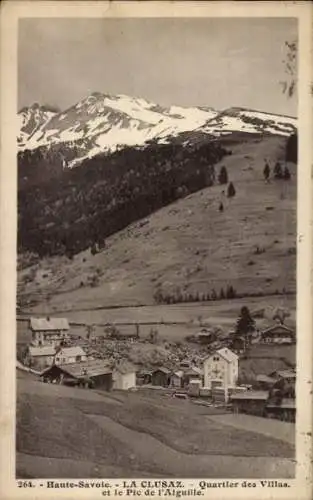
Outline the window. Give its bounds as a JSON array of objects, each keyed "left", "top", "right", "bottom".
[
  {"left": 212, "top": 356, "right": 220, "bottom": 362},
  {"left": 76, "top": 355, "right": 81, "bottom": 362}
]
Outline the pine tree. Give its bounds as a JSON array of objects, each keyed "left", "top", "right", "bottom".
[
  {"left": 235, "top": 306, "right": 256, "bottom": 345},
  {"left": 274, "top": 162, "right": 283, "bottom": 179},
  {"left": 220, "top": 288, "right": 225, "bottom": 300},
  {"left": 218, "top": 166, "right": 228, "bottom": 185},
  {"left": 211, "top": 289, "right": 217, "bottom": 301},
  {"left": 263, "top": 162, "right": 270, "bottom": 181},
  {"left": 227, "top": 182, "right": 236, "bottom": 198},
  {"left": 219, "top": 202, "right": 224, "bottom": 212},
  {"left": 284, "top": 166, "right": 291, "bottom": 180}
]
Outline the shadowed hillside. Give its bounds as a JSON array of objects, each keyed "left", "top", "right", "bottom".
[{"left": 18, "top": 134, "right": 296, "bottom": 310}]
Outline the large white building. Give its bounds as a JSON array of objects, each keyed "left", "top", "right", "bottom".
[
  {"left": 203, "top": 347, "right": 239, "bottom": 397},
  {"left": 30, "top": 317, "right": 70, "bottom": 347}
]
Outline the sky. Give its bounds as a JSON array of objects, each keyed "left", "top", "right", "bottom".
[{"left": 18, "top": 17, "right": 297, "bottom": 116}]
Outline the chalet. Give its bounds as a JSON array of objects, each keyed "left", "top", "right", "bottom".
[
  {"left": 230, "top": 391, "right": 268, "bottom": 417},
  {"left": 203, "top": 348, "right": 238, "bottom": 398},
  {"left": 261, "top": 324, "right": 295, "bottom": 344},
  {"left": 54, "top": 346, "right": 87, "bottom": 365},
  {"left": 151, "top": 367, "right": 171, "bottom": 387},
  {"left": 28, "top": 345, "right": 56, "bottom": 370},
  {"left": 30, "top": 317, "right": 70, "bottom": 347},
  {"left": 112, "top": 361, "right": 136, "bottom": 390},
  {"left": 170, "top": 370, "right": 184, "bottom": 388},
  {"left": 40, "top": 359, "right": 113, "bottom": 390}
]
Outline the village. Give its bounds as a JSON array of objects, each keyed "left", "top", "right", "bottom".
[{"left": 17, "top": 306, "right": 296, "bottom": 423}]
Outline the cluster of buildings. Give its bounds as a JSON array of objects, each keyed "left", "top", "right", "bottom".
[{"left": 18, "top": 315, "right": 296, "bottom": 422}]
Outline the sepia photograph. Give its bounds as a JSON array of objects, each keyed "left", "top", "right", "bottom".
[{"left": 0, "top": 2, "right": 308, "bottom": 494}]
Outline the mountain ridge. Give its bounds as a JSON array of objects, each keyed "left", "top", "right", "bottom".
[{"left": 18, "top": 92, "right": 297, "bottom": 170}]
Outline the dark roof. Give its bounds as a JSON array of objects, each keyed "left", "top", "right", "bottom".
[
  {"left": 230, "top": 390, "right": 268, "bottom": 401},
  {"left": 42, "top": 359, "right": 112, "bottom": 379},
  {"left": 262, "top": 324, "right": 294, "bottom": 335},
  {"left": 153, "top": 367, "right": 171, "bottom": 375}
]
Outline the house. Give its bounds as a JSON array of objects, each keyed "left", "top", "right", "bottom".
[
  {"left": 195, "top": 329, "right": 217, "bottom": 345},
  {"left": 151, "top": 367, "right": 171, "bottom": 387},
  {"left": 40, "top": 359, "right": 113, "bottom": 390},
  {"left": 112, "top": 361, "right": 136, "bottom": 390},
  {"left": 170, "top": 370, "right": 184, "bottom": 388},
  {"left": 260, "top": 324, "right": 295, "bottom": 344},
  {"left": 54, "top": 346, "right": 87, "bottom": 365},
  {"left": 203, "top": 348, "right": 238, "bottom": 399},
  {"left": 30, "top": 317, "right": 70, "bottom": 347},
  {"left": 230, "top": 391, "right": 269, "bottom": 416},
  {"left": 28, "top": 345, "right": 56, "bottom": 370}
]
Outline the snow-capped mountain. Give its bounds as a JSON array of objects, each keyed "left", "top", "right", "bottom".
[
  {"left": 18, "top": 103, "right": 58, "bottom": 148},
  {"left": 18, "top": 93, "right": 297, "bottom": 168},
  {"left": 200, "top": 107, "right": 297, "bottom": 137}
]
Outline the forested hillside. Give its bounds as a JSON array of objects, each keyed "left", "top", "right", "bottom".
[{"left": 18, "top": 138, "right": 229, "bottom": 258}]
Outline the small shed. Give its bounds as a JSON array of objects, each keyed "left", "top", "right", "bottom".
[
  {"left": 112, "top": 361, "right": 136, "bottom": 390},
  {"left": 151, "top": 367, "right": 171, "bottom": 387},
  {"left": 230, "top": 390, "right": 269, "bottom": 416},
  {"left": 40, "top": 359, "right": 113, "bottom": 390},
  {"left": 170, "top": 370, "right": 184, "bottom": 388}
]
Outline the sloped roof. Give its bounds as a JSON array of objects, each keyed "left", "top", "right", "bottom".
[
  {"left": 55, "top": 346, "right": 86, "bottom": 358},
  {"left": 256, "top": 374, "right": 276, "bottom": 384},
  {"left": 58, "top": 359, "right": 112, "bottom": 378},
  {"left": 153, "top": 367, "right": 171, "bottom": 375},
  {"left": 172, "top": 370, "right": 184, "bottom": 378},
  {"left": 217, "top": 347, "right": 238, "bottom": 363},
  {"left": 30, "top": 317, "right": 69, "bottom": 331},
  {"left": 184, "top": 366, "right": 203, "bottom": 376},
  {"left": 29, "top": 345, "right": 56, "bottom": 357},
  {"left": 262, "top": 324, "right": 294, "bottom": 335},
  {"left": 230, "top": 390, "right": 268, "bottom": 400}
]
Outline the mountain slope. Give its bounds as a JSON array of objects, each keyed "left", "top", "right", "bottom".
[
  {"left": 18, "top": 134, "right": 296, "bottom": 310},
  {"left": 18, "top": 93, "right": 297, "bottom": 170}
]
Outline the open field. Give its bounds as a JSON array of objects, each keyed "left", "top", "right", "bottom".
[
  {"left": 17, "top": 372, "right": 295, "bottom": 479},
  {"left": 18, "top": 134, "right": 296, "bottom": 311}
]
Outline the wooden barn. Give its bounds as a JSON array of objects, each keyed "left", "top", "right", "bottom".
[
  {"left": 151, "top": 367, "right": 171, "bottom": 387},
  {"left": 40, "top": 359, "right": 113, "bottom": 390},
  {"left": 230, "top": 391, "right": 269, "bottom": 417}
]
